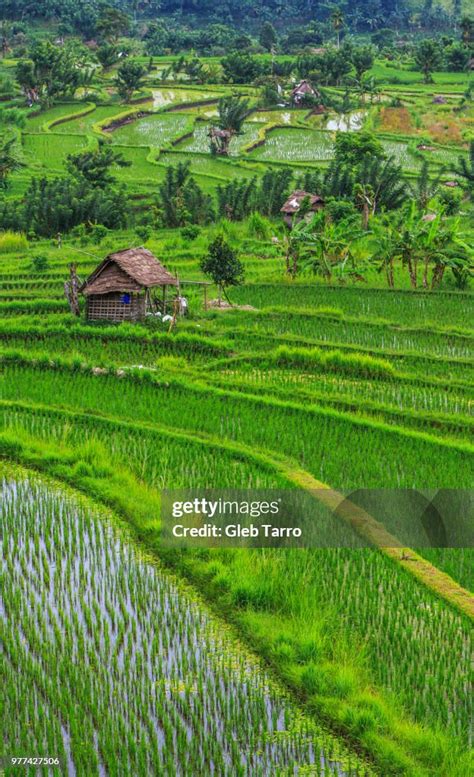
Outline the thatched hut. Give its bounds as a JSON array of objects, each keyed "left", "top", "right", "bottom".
[
  {"left": 292, "top": 80, "right": 320, "bottom": 106},
  {"left": 80, "top": 247, "right": 178, "bottom": 322},
  {"left": 281, "top": 190, "right": 325, "bottom": 227}
]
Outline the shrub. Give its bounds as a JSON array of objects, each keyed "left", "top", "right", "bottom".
[
  {"left": 135, "top": 225, "right": 152, "bottom": 243},
  {"left": 30, "top": 254, "right": 50, "bottom": 273},
  {"left": 0, "top": 231, "right": 28, "bottom": 254},
  {"left": 181, "top": 225, "right": 200, "bottom": 241},
  {"left": 246, "top": 212, "right": 271, "bottom": 240},
  {"left": 438, "top": 188, "right": 463, "bottom": 216},
  {"left": 90, "top": 225, "right": 110, "bottom": 245},
  {"left": 273, "top": 346, "right": 395, "bottom": 379}
]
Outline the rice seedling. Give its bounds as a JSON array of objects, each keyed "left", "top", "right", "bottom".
[
  {"left": 215, "top": 325, "right": 473, "bottom": 382},
  {"left": 224, "top": 545, "right": 473, "bottom": 743},
  {"left": 214, "top": 307, "right": 474, "bottom": 359},
  {"left": 249, "top": 128, "right": 334, "bottom": 162},
  {"left": 178, "top": 122, "right": 262, "bottom": 155},
  {"left": 110, "top": 113, "right": 191, "bottom": 147},
  {"left": 1, "top": 468, "right": 374, "bottom": 775},
  {"left": 25, "top": 103, "right": 85, "bottom": 132},
  {"left": 157, "top": 151, "right": 258, "bottom": 180},
  {"left": 110, "top": 144, "right": 165, "bottom": 183},
  {"left": 52, "top": 105, "right": 125, "bottom": 135},
  {"left": 0, "top": 299, "right": 69, "bottom": 315},
  {"left": 1, "top": 358, "right": 471, "bottom": 492},
  {"left": 212, "top": 363, "right": 472, "bottom": 417},
  {"left": 380, "top": 139, "right": 421, "bottom": 170},
  {"left": 250, "top": 110, "right": 305, "bottom": 125},
  {"left": 230, "top": 284, "right": 473, "bottom": 329},
  {"left": 151, "top": 88, "right": 221, "bottom": 108},
  {"left": 22, "top": 132, "right": 90, "bottom": 171}
]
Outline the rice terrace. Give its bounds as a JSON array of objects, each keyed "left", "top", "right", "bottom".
[{"left": 0, "top": 1, "right": 473, "bottom": 775}]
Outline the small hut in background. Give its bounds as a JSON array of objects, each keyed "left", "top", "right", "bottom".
[
  {"left": 80, "top": 247, "right": 178, "bottom": 322},
  {"left": 291, "top": 79, "right": 320, "bottom": 106},
  {"left": 281, "top": 190, "right": 325, "bottom": 228}
]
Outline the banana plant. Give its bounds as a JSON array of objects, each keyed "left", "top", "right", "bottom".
[{"left": 291, "top": 211, "right": 367, "bottom": 283}]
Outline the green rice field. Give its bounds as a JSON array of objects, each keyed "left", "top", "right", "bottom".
[
  {"left": 110, "top": 112, "right": 191, "bottom": 147},
  {"left": 3, "top": 468, "right": 376, "bottom": 776},
  {"left": 250, "top": 127, "right": 335, "bottom": 162},
  {"left": 1, "top": 46, "right": 473, "bottom": 777}
]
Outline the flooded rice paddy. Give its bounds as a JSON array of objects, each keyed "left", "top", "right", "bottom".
[{"left": 1, "top": 468, "right": 373, "bottom": 776}]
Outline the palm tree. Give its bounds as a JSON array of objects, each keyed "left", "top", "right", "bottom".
[
  {"left": 362, "top": 75, "right": 381, "bottom": 105},
  {"left": 357, "top": 155, "right": 407, "bottom": 214},
  {"left": 209, "top": 96, "right": 250, "bottom": 156},
  {"left": 0, "top": 135, "right": 24, "bottom": 189},
  {"left": 409, "top": 160, "right": 444, "bottom": 210},
  {"left": 326, "top": 88, "right": 357, "bottom": 127},
  {"left": 355, "top": 183, "right": 375, "bottom": 230},
  {"left": 414, "top": 39, "right": 441, "bottom": 84},
  {"left": 331, "top": 8, "right": 345, "bottom": 49},
  {"left": 451, "top": 141, "right": 474, "bottom": 200}
]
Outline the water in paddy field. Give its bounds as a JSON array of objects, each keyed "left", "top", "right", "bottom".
[
  {"left": 1, "top": 470, "right": 372, "bottom": 777},
  {"left": 324, "top": 112, "right": 366, "bottom": 132},
  {"left": 152, "top": 89, "right": 219, "bottom": 108}
]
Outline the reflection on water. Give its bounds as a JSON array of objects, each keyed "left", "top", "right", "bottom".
[
  {"left": 1, "top": 472, "right": 372, "bottom": 776},
  {"left": 325, "top": 111, "right": 366, "bottom": 132}
]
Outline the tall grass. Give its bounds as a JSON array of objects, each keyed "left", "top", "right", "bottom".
[{"left": 0, "top": 231, "right": 28, "bottom": 254}]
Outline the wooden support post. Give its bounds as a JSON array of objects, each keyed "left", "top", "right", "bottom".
[
  {"left": 162, "top": 284, "right": 167, "bottom": 314},
  {"left": 65, "top": 263, "right": 81, "bottom": 316},
  {"left": 168, "top": 296, "right": 180, "bottom": 333},
  {"left": 203, "top": 284, "right": 208, "bottom": 311}
]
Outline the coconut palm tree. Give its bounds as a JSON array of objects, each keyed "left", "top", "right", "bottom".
[
  {"left": 331, "top": 8, "right": 345, "bottom": 49},
  {"left": 209, "top": 96, "right": 250, "bottom": 156}
]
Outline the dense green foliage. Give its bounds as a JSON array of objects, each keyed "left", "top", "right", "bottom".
[
  {"left": 0, "top": 176, "right": 127, "bottom": 235},
  {"left": 0, "top": 0, "right": 469, "bottom": 38}
]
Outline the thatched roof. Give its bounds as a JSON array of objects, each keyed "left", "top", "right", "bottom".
[
  {"left": 281, "top": 190, "right": 324, "bottom": 214},
  {"left": 292, "top": 80, "right": 318, "bottom": 97},
  {"left": 81, "top": 247, "right": 177, "bottom": 296}
]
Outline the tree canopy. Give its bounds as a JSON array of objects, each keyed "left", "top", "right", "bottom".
[{"left": 0, "top": 0, "right": 467, "bottom": 35}]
